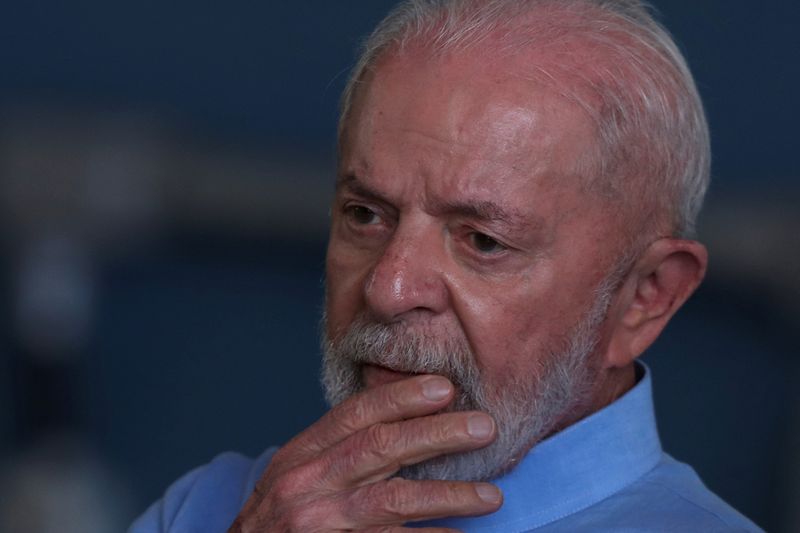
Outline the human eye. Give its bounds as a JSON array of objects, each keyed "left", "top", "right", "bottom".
[
  {"left": 345, "top": 204, "right": 381, "bottom": 225},
  {"left": 468, "top": 231, "right": 508, "bottom": 255}
]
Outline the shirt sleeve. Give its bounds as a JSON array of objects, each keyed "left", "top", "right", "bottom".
[{"left": 128, "top": 448, "right": 277, "bottom": 533}]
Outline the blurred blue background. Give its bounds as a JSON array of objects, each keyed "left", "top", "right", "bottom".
[{"left": 0, "top": 2, "right": 797, "bottom": 532}]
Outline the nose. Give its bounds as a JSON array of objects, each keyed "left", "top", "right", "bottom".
[{"left": 364, "top": 223, "right": 449, "bottom": 322}]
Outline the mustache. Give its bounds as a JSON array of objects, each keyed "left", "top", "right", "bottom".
[{"left": 326, "top": 315, "right": 481, "bottom": 387}]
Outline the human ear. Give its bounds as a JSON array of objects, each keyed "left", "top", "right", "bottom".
[{"left": 604, "top": 238, "right": 708, "bottom": 369}]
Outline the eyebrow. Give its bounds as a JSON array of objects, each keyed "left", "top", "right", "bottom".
[
  {"left": 431, "top": 198, "right": 524, "bottom": 226},
  {"left": 336, "top": 173, "right": 387, "bottom": 203}
]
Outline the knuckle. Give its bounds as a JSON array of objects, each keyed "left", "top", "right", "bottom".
[
  {"left": 362, "top": 423, "right": 396, "bottom": 459},
  {"left": 333, "top": 396, "right": 369, "bottom": 432},
  {"left": 378, "top": 477, "right": 416, "bottom": 517},
  {"left": 375, "top": 384, "right": 405, "bottom": 414}
]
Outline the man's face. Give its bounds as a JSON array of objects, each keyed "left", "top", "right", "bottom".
[{"left": 323, "top": 50, "right": 627, "bottom": 479}]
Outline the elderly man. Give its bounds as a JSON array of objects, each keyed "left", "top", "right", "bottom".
[{"left": 131, "top": 0, "right": 762, "bottom": 531}]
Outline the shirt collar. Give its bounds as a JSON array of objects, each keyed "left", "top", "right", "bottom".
[{"left": 419, "top": 362, "right": 663, "bottom": 532}]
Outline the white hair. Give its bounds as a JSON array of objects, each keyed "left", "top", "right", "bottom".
[
  {"left": 320, "top": 261, "right": 625, "bottom": 481},
  {"left": 338, "top": 0, "right": 710, "bottom": 239}
]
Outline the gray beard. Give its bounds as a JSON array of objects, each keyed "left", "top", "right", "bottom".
[{"left": 320, "top": 284, "right": 614, "bottom": 482}]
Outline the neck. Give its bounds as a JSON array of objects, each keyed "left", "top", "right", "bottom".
[
  {"left": 551, "top": 362, "right": 638, "bottom": 437},
  {"left": 595, "top": 362, "right": 638, "bottom": 409}
]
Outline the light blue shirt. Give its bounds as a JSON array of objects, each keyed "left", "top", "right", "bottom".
[{"left": 130, "top": 365, "right": 762, "bottom": 532}]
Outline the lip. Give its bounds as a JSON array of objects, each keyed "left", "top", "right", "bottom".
[{"left": 362, "top": 363, "right": 419, "bottom": 388}]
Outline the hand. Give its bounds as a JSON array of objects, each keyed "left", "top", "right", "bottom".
[{"left": 228, "top": 374, "right": 502, "bottom": 532}]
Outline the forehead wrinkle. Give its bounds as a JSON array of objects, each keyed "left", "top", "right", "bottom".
[{"left": 398, "top": 127, "right": 479, "bottom": 152}]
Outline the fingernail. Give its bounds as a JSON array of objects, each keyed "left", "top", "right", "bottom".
[
  {"left": 467, "top": 414, "right": 494, "bottom": 439},
  {"left": 421, "top": 377, "right": 451, "bottom": 401},
  {"left": 475, "top": 483, "right": 502, "bottom": 504}
]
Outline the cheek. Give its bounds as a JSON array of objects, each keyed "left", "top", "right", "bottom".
[
  {"left": 325, "top": 241, "right": 371, "bottom": 339},
  {"left": 451, "top": 264, "right": 595, "bottom": 382},
  {"left": 452, "top": 271, "right": 557, "bottom": 377}
]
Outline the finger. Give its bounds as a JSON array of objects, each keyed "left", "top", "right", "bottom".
[
  {"left": 322, "top": 411, "right": 496, "bottom": 486},
  {"left": 287, "top": 375, "right": 455, "bottom": 459},
  {"left": 340, "top": 478, "right": 503, "bottom": 527}
]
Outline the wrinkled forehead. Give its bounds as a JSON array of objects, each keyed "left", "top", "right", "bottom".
[{"left": 341, "top": 46, "right": 601, "bottom": 185}]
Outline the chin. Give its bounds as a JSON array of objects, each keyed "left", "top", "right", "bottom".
[{"left": 396, "top": 431, "right": 537, "bottom": 482}]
